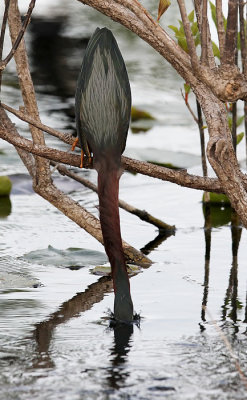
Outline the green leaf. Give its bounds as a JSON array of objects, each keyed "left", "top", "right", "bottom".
[
  {"left": 209, "top": 1, "right": 217, "bottom": 28},
  {"left": 237, "top": 132, "right": 244, "bottom": 145},
  {"left": 178, "top": 20, "right": 185, "bottom": 35},
  {"left": 194, "top": 33, "right": 201, "bottom": 47},
  {"left": 211, "top": 41, "right": 220, "bottom": 59},
  {"left": 223, "top": 15, "right": 227, "bottom": 31},
  {"left": 210, "top": 1, "right": 226, "bottom": 31},
  {"left": 191, "top": 21, "right": 199, "bottom": 36},
  {"left": 237, "top": 115, "right": 244, "bottom": 127},
  {"left": 184, "top": 83, "right": 191, "bottom": 94},
  {"left": 177, "top": 36, "right": 188, "bottom": 53},
  {"left": 188, "top": 10, "right": 194, "bottom": 23},
  {"left": 168, "top": 25, "right": 179, "bottom": 34}
]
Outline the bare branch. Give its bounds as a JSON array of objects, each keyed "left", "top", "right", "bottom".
[
  {"left": 0, "top": 0, "right": 36, "bottom": 71},
  {"left": 216, "top": 0, "right": 225, "bottom": 58},
  {"left": 177, "top": 0, "right": 200, "bottom": 71},
  {"left": 51, "top": 162, "right": 176, "bottom": 233},
  {"left": 0, "top": 103, "right": 224, "bottom": 193},
  {"left": 0, "top": 0, "right": 10, "bottom": 63},
  {"left": 222, "top": 0, "right": 238, "bottom": 65},
  {"left": 0, "top": 106, "right": 35, "bottom": 177},
  {"left": 181, "top": 89, "right": 199, "bottom": 123},
  {"left": 1, "top": 102, "right": 74, "bottom": 146},
  {"left": 194, "top": 0, "right": 216, "bottom": 69},
  {"left": 201, "top": 0, "right": 208, "bottom": 64},
  {"left": 239, "top": 0, "right": 247, "bottom": 77},
  {"left": 196, "top": 100, "right": 208, "bottom": 178},
  {"left": 8, "top": 0, "right": 51, "bottom": 187}
]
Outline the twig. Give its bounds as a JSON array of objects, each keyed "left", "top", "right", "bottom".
[
  {"left": 202, "top": 305, "right": 247, "bottom": 390},
  {"left": 222, "top": 0, "right": 238, "bottom": 65},
  {"left": 181, "top": 89, "right": 198, "bottom": 124},
  {"left": 216, "top": 0, "right": 225, "bottom": 58},
  {"left": 0, "top": 0, "right": 36, "bottom": 71},
  {"left": 177, "top": 0, "right": 200, "bottom": 71},
  {"left": 196, "top": 99, "right": 208, "bottom": 178},
  {"left": 239, "top": 0, "right": 246, "bottom": 77},
  {"left": 0, "top": 0, "right": 10, "bottom": 58},
  {"left": 51, "top": 162, "right": 175, "bottom": 233},
  {"left": 194, "top": 0, "right": 216, "bottom": 70},
  {"left": 232, "top": 102, "right": 237, "bottom": 153},
  {"left": 201, "top": 0, "right": 208, "bottom": 64},
  {"left": 0, "top": 0, "right": 10, "bottom": 89}
]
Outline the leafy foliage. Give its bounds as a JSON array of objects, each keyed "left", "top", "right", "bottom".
[{"left": 169, "top": 10, "right": 200, "bottom": 53}]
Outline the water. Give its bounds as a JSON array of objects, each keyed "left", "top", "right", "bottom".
[{"left": 1, "top": 1, "right": 247, "bottom": 399}]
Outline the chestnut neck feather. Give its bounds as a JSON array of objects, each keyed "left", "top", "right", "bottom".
[{"left": 96, "top": 153, "right": 133, "bottom": 321}]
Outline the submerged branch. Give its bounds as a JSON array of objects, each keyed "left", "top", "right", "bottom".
[{"left": 51, "top": 162, "right": 175, "bottom": 233}]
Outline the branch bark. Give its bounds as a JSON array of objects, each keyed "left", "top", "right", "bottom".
[
  {"left": 0, "top": 104, "right": 224, "bottom": 193},
  {"left": 222, "top": 0, "right": 238, "bottom": 65},
  {"left": 216, "top": 0, "right": 225, "bottom": 58},
  {"left": 51, "top": 162, "right": 175, "bottom": 233}
]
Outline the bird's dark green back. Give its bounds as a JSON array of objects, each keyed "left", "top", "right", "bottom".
[{"left": 75, "top": 27, "right": 131, "bottom": 162}]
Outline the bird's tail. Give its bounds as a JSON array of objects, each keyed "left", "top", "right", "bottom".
[{"left": 97, "top": 155, "right": 133, "bottom": 321}]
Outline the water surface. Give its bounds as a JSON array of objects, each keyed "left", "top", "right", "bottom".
[{"left": 1, "top": 2, "right": 247, "bottom": 399}]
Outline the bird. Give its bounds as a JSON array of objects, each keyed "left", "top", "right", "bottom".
[{"left": 75, "top": 27, "right": 133, "bottom": 322}]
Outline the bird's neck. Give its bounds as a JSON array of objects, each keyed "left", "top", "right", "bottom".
[{"left": 97, "top": 155, "right": 133, "bottom": 321}]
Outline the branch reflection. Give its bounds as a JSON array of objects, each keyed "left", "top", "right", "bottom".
[
  {"left": 32, "top": 276, "right": 112, "bottom": 367},
  {"left": 201, "top": 201, "right": 244, "bottom": 331}
]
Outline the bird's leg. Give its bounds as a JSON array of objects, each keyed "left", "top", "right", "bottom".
[
  {"left": 80, "top": 149, "right": 84, "bottom": 168},
  {"left": 71, "top": 137, "right": 79, "bottom": 151}
]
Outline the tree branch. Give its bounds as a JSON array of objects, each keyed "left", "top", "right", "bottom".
[
  {"left": 0, "top": 0, "right": 36, "bottom": 71},
  {"left": 239, "top": 0, "right": 247, "bottom": 77},
  {"left": 8, "top": 0, "right": 51, "bottom": 186},
  {"left": 177, "top": 0, "right": 200, "bottom": 71},
  {"left": 216, "top": 0, "right": 225, "bottom": 58},
  {"left": 201, "top": 0, "right": 208, "bottom": 64},
  {"left": 0, "top": 0, "right": 10, "bottom": 67},
  {"left": 0, "top": 103, "right": 224, "bottom": 193},
  {"left": 222, "top": 0, "right": 238, "bottom": 65},
  {"left": 51, "top": 162, "right": 176, "bottom": 233}
]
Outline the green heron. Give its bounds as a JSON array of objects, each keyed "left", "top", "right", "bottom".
[{"left": 75, "top": 28, "right": 133, "bottom": 322}]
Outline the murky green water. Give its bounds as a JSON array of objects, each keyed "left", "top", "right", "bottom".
[{"left": 1, "top": 1, "right": 247, "bottom": 399}]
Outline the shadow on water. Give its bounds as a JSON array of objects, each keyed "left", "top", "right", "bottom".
[
  {"left": 32, "top": 275, "right": 134, "bottom": 390},
  {"left": 200, "top": 202, "right": 245, "bottom": 334}
]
